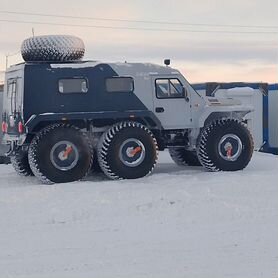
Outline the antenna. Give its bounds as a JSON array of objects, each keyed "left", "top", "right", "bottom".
[
  {"left": 32, "top": 27, "right": 35, "bottom": 37},
  {"left": 5, "top": 51, "right": 21, "bottom": 69}
]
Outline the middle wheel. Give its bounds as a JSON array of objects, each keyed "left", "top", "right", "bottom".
[{"left": 98, "top": 122, "right": 158, "bottom": 179}]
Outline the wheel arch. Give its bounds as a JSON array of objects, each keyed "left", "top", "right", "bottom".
[
  {"left": 24, "top": 119, "right": 87, "bottom": 144},
  {"left": 201, "top": 111, "right": 250, "bottom": 128}
]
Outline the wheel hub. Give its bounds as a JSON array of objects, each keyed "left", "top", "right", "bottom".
[
  {"left": 218, "top": 134, "right": 243, "bottom": 162},
  {"left": 119, "top": 138, "right": 145, "bottom": 167},
  {"left": 50, "top": 141, "right": 79, "bottom": 171}
]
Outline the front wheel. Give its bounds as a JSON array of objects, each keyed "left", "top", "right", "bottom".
[
  {"left": 28, "top": 124, "right": 93, "bottom": 184},
  {"left": 197, "top": 119, "right": 254, "bottom": 171}
]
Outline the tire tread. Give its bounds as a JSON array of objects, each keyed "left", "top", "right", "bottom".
[
  {"left": 97, "top": 122, "right": 158, "bottom": 180},
  {"left": 197, "top": 118, "right": 254, "bottom": 171},
  {"left": 28, "top": 124, "right": 93, "bottom": 184}
]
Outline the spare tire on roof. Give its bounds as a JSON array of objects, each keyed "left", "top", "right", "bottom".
[{"left": 21, "top": 35, "right": 85, "bottom": 62}]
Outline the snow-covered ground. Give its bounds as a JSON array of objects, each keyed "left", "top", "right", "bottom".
[{"left": 0, "top": 151, "right": 277, "bottom": 278}]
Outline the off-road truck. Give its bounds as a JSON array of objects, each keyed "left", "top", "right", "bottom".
[{"left": 1, "top": 35, "right": 254, "bottom": 184}]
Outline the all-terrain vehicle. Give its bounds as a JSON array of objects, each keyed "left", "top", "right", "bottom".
[{"left": 1, "top": 35, "right": 254, "bottom": 184}]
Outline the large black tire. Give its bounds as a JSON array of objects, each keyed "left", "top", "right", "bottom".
[
  {"left": 11, "top": 148, "right": 34, "bottom": 176},
  {"left": 21, "top": 35, "right": 85, "bottom": 62},
  {"left": 197, "top": 119, "right": 254, "bottom": 171},
  {"left": 28, "top": 124, "right": 93, "bottom": 184},
  {"left": 98, "top": 122, "right": 158, "bottom": 179},
  {"left": 91, "top": 149, "right": 103, "bottom": 173},
  {"left": 0, "top": 156, "right": 10, "bottom": 164},
  {"left": 168, "top": 148, "right": 201, "bottom": 166}
]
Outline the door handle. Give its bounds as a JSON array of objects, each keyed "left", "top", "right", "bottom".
[{"left": 155, "top": 107, "right": 164, "bottom": 113}]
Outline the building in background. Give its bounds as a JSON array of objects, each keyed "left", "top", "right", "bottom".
[{"left": 267, "top": 84, "right": 278, "bottom": 154}]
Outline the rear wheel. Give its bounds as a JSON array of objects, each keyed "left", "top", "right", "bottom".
[
  {"left": 11, "top": 148, "right": 34, "bottom": 176},
  {"left": 28, "top": 124, "right": 93, "bottom": 184},
  {"left": 98, "top": 122, "right": 158, "bottom": 179},
  {"left": 168, "top": 148, "right": 201, "bottom": 166},
  {"left": 197, "top": 119, "right": 254, "bottom": 171}
]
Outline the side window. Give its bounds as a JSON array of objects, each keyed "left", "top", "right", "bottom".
[
  {"left": 7, "top": 79, "right": 17, "bottom": 113},
  {"left": 156, "top": 79, "right": 169, "bottom": 98},
  {"left": 156, "top": 78, "right": 184, "bottom": 99},
  {"left": 106, "top": 77, "right": 134, "bottom": 93},
  {"left": 58, "top": 78, "right": 88, "bottom": 94}
]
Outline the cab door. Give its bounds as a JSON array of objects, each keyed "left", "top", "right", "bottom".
[{"left": 152, "top": 76, "right": 192, "bottom": 129}]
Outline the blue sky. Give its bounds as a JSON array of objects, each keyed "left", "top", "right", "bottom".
[{"left": 0, "top": 0, "right": 277, "bottom": 83}]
